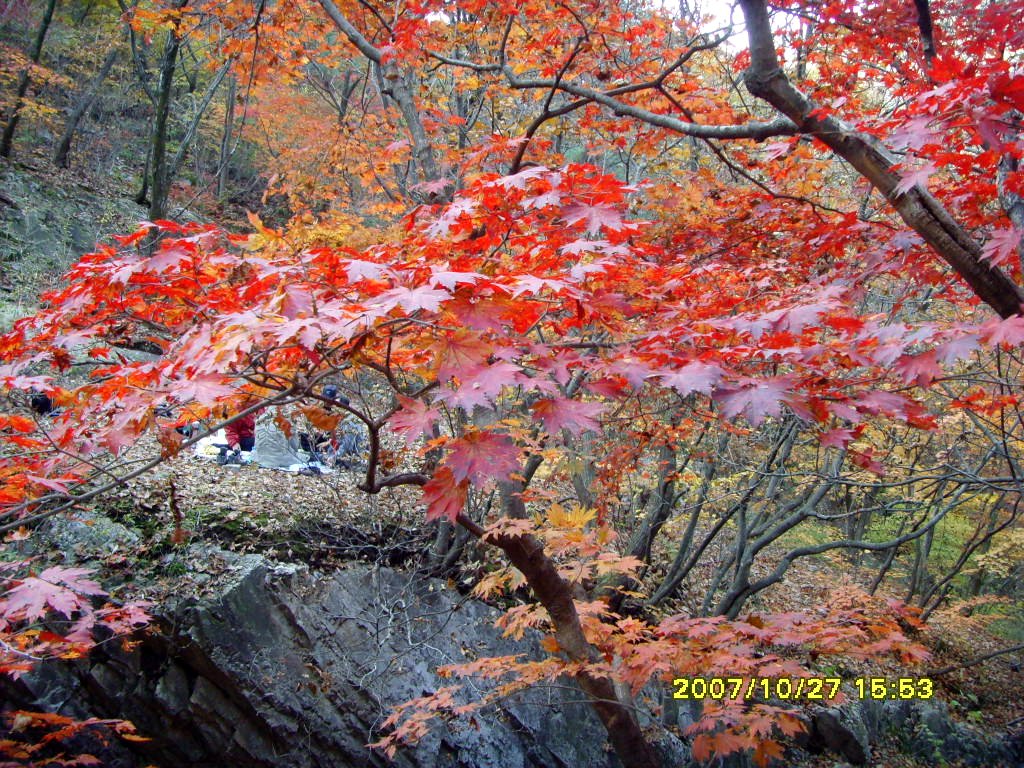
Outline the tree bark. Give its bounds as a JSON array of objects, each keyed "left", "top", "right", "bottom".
[
  {"left": 463, "top": 516, "right": 663, "bottom": 768},
  {"left": 737, "top": 0, "right": 1024, "bottom": 319},
  {"left": 0, "top": 0, "right": 58, "bottom": 158},
  {"left": 148, "top": 6, "right": 185, "bottom": 222},
  {"left": 217, "top": 73, "right": 236, "bottom": 198},
  {"left": 54, "top": 44, "right": 119, "bottom": 168}
]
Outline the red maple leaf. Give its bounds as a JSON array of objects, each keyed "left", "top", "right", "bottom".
[
  {"left": 819, "top": 428, "right": 857, "bottom": 449},
  {"left": 850, "top": 448, "right": 885, "bottom": 476},
  {"left": 422, "top": 467, "right": 468, "bottom": 523},
  {"left": 435, "top": 331, "right": 492, "bottom": 383},
  {"left": 445, "top": 431, "right": 519, "bottom": 485}
]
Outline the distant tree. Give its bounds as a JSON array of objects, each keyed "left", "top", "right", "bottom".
[{"left": 0, "top": 0, "right": 58, "bottom": 158}]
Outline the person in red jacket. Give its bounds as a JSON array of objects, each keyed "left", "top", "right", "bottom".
[{"left": 225, "top": 410, "right": 257, "bottom": 452}]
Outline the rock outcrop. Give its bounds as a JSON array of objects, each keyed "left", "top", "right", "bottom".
[
  {"left": 7, "top": 547, "right": 631, "bottom": 767},
  {"left": 4, "top": 530, "right": 1020, "bottom": 768}
]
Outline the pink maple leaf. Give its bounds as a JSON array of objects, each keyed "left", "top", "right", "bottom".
[
  {"left": 598, "top": 356, "right": 656, "bottom": 390},
  {"left": 530, "top": 397, "right": 605, "bottom": 435},
  {"left": 657, "top": 361, "right": 724, "bottom": 397},
  {"left": 982, "top": 316, "right": 1024, "bottom": 347},
  {"left": 344, "top": 259, "right": 389, "bottom": 282},
  {"left": 560, "top": 239, "right": 611, "bottom": 257},
  {"left": 438, "top": 361, "right": 525, "bottom": 409},
  {"left": 510, "top": 275, "right": 571, "bottom": 297},
  {"left": 981, "top": 228, "right": 1023, "bottom": 267},
  {"left": 377, "top": 285, "right": 451, "bottom": 313},
  {"left": 429, "top": 268, "right": 484, "bottom": 290},
  {"left": 561, "top": 203, "right": 625, "bottom": 234},
  {"left": 415, "top": 177, "right": 450, "bottom": 196},
  {"left": 890, "top": 115, "right": 938, "bottom": 151},
  {"left": 895, "top": 350, "right": 942, "bottom": 388},
  {"left": 893, "top": 162, "right": 937, "bottom": 196},
  {"left": 524, "top": 189, "right": 563, "bottom": 209},
  {"left": 493, "top": 166, "right": 551, "bottom": 190},
  {"left": 713, "top": 378, "right": 792, "bottom": 427},
  {"left": 935, "top": 334, "right": 980, "bottom": 365},
  {"left": 173, "top": 375, "right": 238, "bottom": 406},
  {"left": 146, "top": 241, "right": 195, "bottom": 272},
  {"left": 390, "top": 396, "right": 440, "bottom": 445},
  {"left": 426, "top": 198, "right": 478, "bottom": 239},
  {"left": 280, "top": 284, "right": 314, "bottom": 319},
  {"left": 445, "top": 431, "right": 519, "bottom": 485},
  {"left": 763, "top": 140, "right": 793, "bottom": 160},
  {"left": 856, "top": 390, "right": 912, "bottom": 418},
  {"left": 3, "top": 567, "right": 106, "bottom": 623}
]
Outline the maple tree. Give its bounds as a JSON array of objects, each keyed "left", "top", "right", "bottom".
[{"left": 1, "top": 0, "right": 1024, "bottom": 765}]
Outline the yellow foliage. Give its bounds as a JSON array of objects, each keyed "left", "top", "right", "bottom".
[{"left": 546, "top": 502, "right": 597, "bottom": 530}]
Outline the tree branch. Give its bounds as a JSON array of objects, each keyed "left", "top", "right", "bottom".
[{"left": 737, "top": 0, "right": 1024, "bottom": 318}]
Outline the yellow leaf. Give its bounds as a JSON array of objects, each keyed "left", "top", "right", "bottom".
[{"left": 547, "top": 503, "right": 596, "bottom": 530}]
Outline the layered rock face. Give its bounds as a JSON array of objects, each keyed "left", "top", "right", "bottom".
[
  {"left": 4, "top": 538, "right": 1020, "bottom": 767},
  {"left": 7, "top": 551, "right": 618, "bottom": 768}
]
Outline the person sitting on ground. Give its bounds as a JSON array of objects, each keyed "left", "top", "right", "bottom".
[
  {"left": 29, "top": 391, "right": 53, "bottom": 416},
  {"left": 322, "top": 385, "right": 366, "bottom": 469},
  {"left": 252, "top": 408, "right": 303, "bottom": 469},
  {"left": 225, "top": 400, "right": 259, "bottom": 453}
]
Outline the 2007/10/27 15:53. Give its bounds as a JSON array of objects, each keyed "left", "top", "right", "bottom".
[{"left": 672, "top": 676, "right": 935, "bottom": 701}]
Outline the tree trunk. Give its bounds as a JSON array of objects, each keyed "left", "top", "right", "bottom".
[
  {"left": 148, "top": 8, "right": 184, "bottom": 222},
  {"left": 317, "top": 0, "right": 447, "bottom": 199},
  {"left": 0, "top": 0, "right": 58, "bottom": 158},
  {"left": 217, "top": 73, "right": 236, "bottom": 198},
  {"left": 469, "top": 519, "right": 663, "bottom": 768},
  {"left": 451, "top": 461, "right": 663, "bottom": 768},
  {"left": 53, "top": 44, "right": 119, "bottom": 168}
]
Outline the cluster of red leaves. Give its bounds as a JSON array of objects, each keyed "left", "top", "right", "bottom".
[
  {"left": 0, "top": 164, "right": 1018, "bottom": 520},
  {"left": 1, "top": 558, "right": 149, "bottom": 678},
  {"left": 0, "top": 555, "right": 149, "bottom": 765},
  {"left": 1, "top": 710, "right": 147, "bottom": 767}
]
